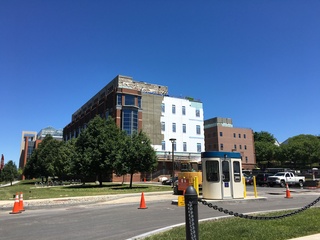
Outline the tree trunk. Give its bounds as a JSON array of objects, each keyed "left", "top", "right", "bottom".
[{"left": 130, "top": 173, "right": 133, "bottom": 188}]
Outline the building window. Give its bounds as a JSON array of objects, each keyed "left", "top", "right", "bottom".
[
  {"left": 239, "top": 145, "right": 242, "bottom": 150},
  {"left": 161, "top": 103, "right": 165, "bottom": 113},
  {"left": 206, "top": 160, "right": 219, "bottom": 182},
  {"left": 244, "top": 134, "right": 246, "bottom": 139},
  {"left": 244, "top": 145, "right": 247, "bottom": 150},
  {"left": 238, "top": 133, "right": 241, "bottom": 138},
  {"left": 122, "top": 109, "right": 138, "bottom": 135},
  {"left": 172, "top": 142, "right": 176, "bottom": 152},
  {"left": 138, "top": 96, "right": 141, "bottom": 108},
  {"left": 220, "top": 143, "right": 224, "bottom": 150},
  {"left": 182, "top": 124, "right": 186, "bottom": 133},
  {"left": 182, "top": 106, "right": 186, "bottom": 115},
  {"left": 197, "top": 143, "right": 201, "bottom": 152},
  {"left": 172, "top": 123, "right": 176, "bottom": 132},
  {"left": 117, "top": 94, "right": 122, "bottom": 105},
  {"left": 245, "top": 156, "right": 248, "bottom": 163},
  {"left": 124, "top": 95, "right": 135, "bottom": 106},
  {"left": 220, "top": 132, "right": 223, "bottom": 137},
  {"left": 161, "top": 122, "right": 165, "bottom": 131},
  {"left": 162, "top": 141, "right": 165, "bottom": 150},
  {"left": 196, "top": 125, "right": 201, "bottom": 135},
  {"left": 172, "top": 104, "right": 176, "bottom": 114},
  {"left": 183, "top": 142, "right": 187, "bottom": 152},
  {"left": 234, "top": 144, "right": 237, "bottom": 150},
  {"left": 196, "top": 109, "right": 200, "bottom": 117}
]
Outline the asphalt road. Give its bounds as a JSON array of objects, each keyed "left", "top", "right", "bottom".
[{"left": 0, "top": 186, "right": 319, "bottom": 240}]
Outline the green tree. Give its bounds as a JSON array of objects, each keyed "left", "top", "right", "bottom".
[
  {"left": 1, "top": 160, "right": 18, "bottom": 185},
  {"left": 54, "top": 139, "right": 76, "bottom": 180},
  {"left": 254, "top": 131, "right": 278, "bottom": 168},
  {"left": 278, "top": 134, "right": 320, "bottom": 169},
  {"left": 23, "top": 148, "right": 39, "bottom": 179},
  {"left": 255, "top": 141, "right": 279, "bottom": 168},
  {"left": 254, "top": 131, "right": 276, "bottom": 143},
  {"left": 23, "top": 135, "right": 62, "bottom": 181},
  {"left": 75, "top": 116, "right": 123, "bottom": 186},
  {"left": 118, "top": 131, "right": 158, "bottom": 188}
]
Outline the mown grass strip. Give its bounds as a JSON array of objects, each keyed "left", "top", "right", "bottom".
[
  {"left": 0, "top": 180, "right": 170, "bottom": 200},
  {"left": 144, "top": 207, "right": 320, "bottom": 240}
]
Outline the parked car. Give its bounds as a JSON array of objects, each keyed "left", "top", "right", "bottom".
[
  {"left": 162, "top": 177, "right": 178, "bottom": 185},
  {"left": 256, "top": 173, "right": 274, "bottom": 186},
  {"left": 158, "top": 176, "right": 168, "bottom": 182},
  {"left": 243, "top": 173, "right": 253, "bottom": 185},
  {"left": 267, "top": 172, "right": 305, "bottom": 187}
]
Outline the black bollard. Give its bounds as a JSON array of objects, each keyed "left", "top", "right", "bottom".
[{"left": 184, "top": 186, "right": 199, "bottom": 240}]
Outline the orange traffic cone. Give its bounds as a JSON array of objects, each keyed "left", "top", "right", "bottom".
[
  {"left": 10, "top": 193, "right": 21, "bottom": 214},
  {"left": 19, "top": 192, "right": 25, "bottom": 211},
  {"left": 285, "top": 183, "right": 292, "bottom": 198},
  {"left": 138, "top": 192, "right": 148, "bottom": 209}
]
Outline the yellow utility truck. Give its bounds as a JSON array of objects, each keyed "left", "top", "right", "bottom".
[{"left": 173, "top": 160, "right": 202, "bottom": 195}]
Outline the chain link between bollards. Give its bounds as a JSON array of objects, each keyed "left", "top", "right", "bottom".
[{"left": 198, "top": 196, "right": 320, "bottom": 220}]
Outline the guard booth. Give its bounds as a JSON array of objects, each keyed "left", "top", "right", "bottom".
[{"left": 202, "top": 151, "right": 244, "bottom": 200}]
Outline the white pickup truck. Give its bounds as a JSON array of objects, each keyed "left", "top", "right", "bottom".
[{"left": 267, "top": 172, "right": 305, "bottom": 187}]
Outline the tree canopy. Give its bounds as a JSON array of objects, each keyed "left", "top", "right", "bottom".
[
  {"left": 75, "top": 116, "right": 124, "bottom": 186},
  {"left": 115, "top": 131, "right": 158, "bottom": 188},
  {"left": 0, "top": 160, "right": 18, "bottom": 185},
  {"left": 277, "top": 134, "right": 320, "bottom": 169}
]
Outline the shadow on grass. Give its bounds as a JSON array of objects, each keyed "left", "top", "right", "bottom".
[{"left": 66, "top": 184, "right": 148, "bottom": 190}]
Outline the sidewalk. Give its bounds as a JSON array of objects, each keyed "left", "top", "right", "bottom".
[{"left": 289, "top": 234, "right": 320, "bottom": 240}]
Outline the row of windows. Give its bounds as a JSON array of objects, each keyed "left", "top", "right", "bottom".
[
  {"left": 162, "top": 141, "right": 202, "bottom": 152},
  {"left": 219, "top": 132, "right": 247, "bottom": 138},
  {"left": 161, "top": 122, "right": 201, "bottom": 134},
  {"left": 161, "top": 103, "right": 201, "bottom": 117},
  {"left": 219, "top": 144, "right": 247, "bottom": 151},
  {"left": 206, "top": 132, "right": 248, "bottom": 138}
]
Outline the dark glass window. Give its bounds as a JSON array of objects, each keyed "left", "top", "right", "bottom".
[
  {"left": 197, "top": 143, "right": 201, "bottom": 152},
  {"left": 117, "top": 94, "right": 122, "bottom": 105},
  {"left": 222, "top": 160, "right": 230, "bottom": 182},
  {"left": 172, "top": 123, "right": 176, "bottom": 132},
  {"left": 172, "top": 104, "right": 176, "bottom": 114},
  {"left": 233, "top": 161, "right": 241, "bottom": 182},
  {"left": 161, "top": 122, "right": 165, "bottom": 131},
  {"left": 125, "top": 95, "right": 135, "bottom": 106},
  {"left": 196, "top": 125, "right": 201, "bottom": 134},
  {"left": 206, "top": 160, "right": 219, "bottom": 182},
  {"left": 122, "top": 109, "right": 138, "bottom": 135}
]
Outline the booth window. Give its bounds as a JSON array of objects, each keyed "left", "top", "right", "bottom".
[
  {"left": 233, "top": 161, "right": 241, "bottom": 182},
  {"left": 206, "top": 161, "right": 219, "bottom": 182},
  {"left": 222, "top": 160, "right": 230, "bottom": 182}
]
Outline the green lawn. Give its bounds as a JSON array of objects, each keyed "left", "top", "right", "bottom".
[
  {"left": 0, "top": 180, "right": 170, "bottom": 200},
  {"left": 144, "top": 207, "right": 320, "bottom": 240}
]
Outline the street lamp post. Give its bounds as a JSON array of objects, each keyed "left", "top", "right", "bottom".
[{"left": 169, "top": 138, "right": 176, "bottom": 187}]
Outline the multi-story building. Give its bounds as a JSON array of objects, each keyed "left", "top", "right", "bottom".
[
  {"left": 63, "top": 75, "right": 204, "bottom": 180},
  {"left": 37, "top": 126, "right": 63, "bottom": 140},
  {"left": 19, "top": 131, "right": 38, "bottom": 174},
  {"left": 204, "top": 117, "right": 255, "bottom": 170}
]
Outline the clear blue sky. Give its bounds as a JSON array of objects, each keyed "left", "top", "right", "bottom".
[{"left": 1, "top": 1, "right": 319, "bottom": 166}]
